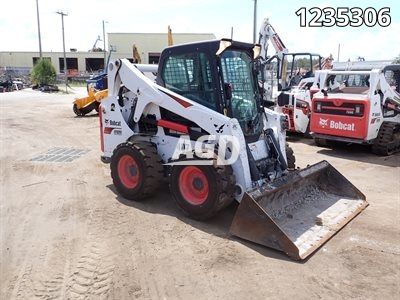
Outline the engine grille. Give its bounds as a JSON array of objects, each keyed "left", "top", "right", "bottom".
[{"left": 313, "top": 100, "right": 365, "bottom": 117}]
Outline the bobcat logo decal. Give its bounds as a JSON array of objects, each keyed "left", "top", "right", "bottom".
[{"left": 319, "top": 118, "right": 328, "bottom": 128}]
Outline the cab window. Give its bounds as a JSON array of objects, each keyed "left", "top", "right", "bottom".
[{"left": 162, "top": 52, "right": 217, "bottom": 109}]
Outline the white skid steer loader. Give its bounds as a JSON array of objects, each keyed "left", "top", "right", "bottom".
[
  {"left": 99, "top": 39, "right": 368, "bottom": 260},
  {"left": 310, "top": 66, "right": 400, "bottom": 155}
]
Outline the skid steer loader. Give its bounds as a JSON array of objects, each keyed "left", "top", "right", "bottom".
[
  {"left": 99, "top": 39, "right": 367, "bottom": 260},
  {"left": 310, "top": 66, "right": 400, "bottom": 155}
]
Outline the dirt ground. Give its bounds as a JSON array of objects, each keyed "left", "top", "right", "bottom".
[{"left": 1, "top": 89, "right": 399, "bottom": 299}]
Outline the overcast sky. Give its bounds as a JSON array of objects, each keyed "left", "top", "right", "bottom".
[{"left": 1, "top": 0, "right": 399, "bottom": 61}]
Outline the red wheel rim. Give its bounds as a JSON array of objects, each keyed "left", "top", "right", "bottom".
[
  {"left": 179, "top": 166, "right": 209, "bottom": 205},
  {"left": 118, "top": 154, "right": 140, "bottom": 189}
]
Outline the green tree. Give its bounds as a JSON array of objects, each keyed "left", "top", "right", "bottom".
[
  {"left": 295, "top": 57, "right": 311, "bottom": 69},
  {"left": 31, "top": 59, "right": 56, "bottom": 85},
  {"left": 393, "top": 54, "right": 400, "bottom": 64}
]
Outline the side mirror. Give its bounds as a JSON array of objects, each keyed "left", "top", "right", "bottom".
[{"left": 224, "top": 83, "right": 232, "bottom": 100}]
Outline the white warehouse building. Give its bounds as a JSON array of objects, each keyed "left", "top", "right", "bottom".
[{"left": 0, "top": 32, "right": 216, "bottom": 75}]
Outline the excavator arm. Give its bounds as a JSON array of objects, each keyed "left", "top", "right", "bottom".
[{"left": 258, "top": 18, "right": 288, "bottom": 62}]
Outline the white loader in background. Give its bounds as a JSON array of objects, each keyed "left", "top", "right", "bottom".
[
  {"left": 99, "top": 39, "right": 367, "bottom": 260},
  {"left": 310, "top": 65, "right": 400, "bottom": 155}
]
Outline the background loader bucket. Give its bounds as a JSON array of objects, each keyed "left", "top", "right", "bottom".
[{"left": 230, "top": 161, "right": 368, "bottom": 260}]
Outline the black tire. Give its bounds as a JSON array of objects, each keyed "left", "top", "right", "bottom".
[
  {"left": 73, "top": 103, "right": 85, "bottom": 116},
  {"left": 169, "top": 164, "right": 235, "bottom": 220},
  {"left": 111, "top": 141, "right": 164, "bottom": 200},
  {"left": 371, "top": 122, "right": 400, "bottom": 156},
  {"left": 285, "top": 143, "right": 296, "bottom": 170}
]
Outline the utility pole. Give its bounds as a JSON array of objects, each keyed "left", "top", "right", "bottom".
[
  {"left": 56, "top": 11, "right": 68, "bottom": 93},
  {"left": 337, "top": 43, "right": 341, "bottom": 62},
  {"left": 35, "top": 0, "right": 42, "bottom": 59},
  {"left": 253, "top": 0, "right": 258, "bottom": 43},
  {"left": 102, "top": 20, "right": 107, "bottom": 68}
]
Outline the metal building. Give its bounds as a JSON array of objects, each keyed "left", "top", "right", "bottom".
[{"left": 0, "top": 32, "right": 216, "bottom": 75}]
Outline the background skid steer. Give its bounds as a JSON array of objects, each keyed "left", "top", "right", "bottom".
[
  {"left": 99, "top": 39, "right": 367, "bottom": 260},
  {"left": 310, "top": 66, "right": 400, "bottom": 155}
]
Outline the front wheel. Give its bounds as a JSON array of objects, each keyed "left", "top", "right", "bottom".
[
  {"left": 73, "top": 103, "right": 85, "bottom": 116},
  {"left": 169, "top": 164, "right": 235, "bottom": 220},
  {"left": 110, "top": 141, "right": 164, "bottom": 200}
]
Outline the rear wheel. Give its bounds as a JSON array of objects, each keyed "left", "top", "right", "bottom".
[
  {"left": 169, "top": 164, "right": 235, "bottom": 220},
  {"left": 111, "top": 141, "right": 164, "bottom": 200},
  {"left": 372, "top": 122, "right": 400, "bottom": 156},
  {"left": 73, "top": 103, "right": 85, "bottom": 116}
]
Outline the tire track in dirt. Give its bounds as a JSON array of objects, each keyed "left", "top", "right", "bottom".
[
  {"left": 66, "top": 241, "right": 115, "bottom": 298},
  {"left": 8, "top": 261, "right": 33, "bottom": 299},
  {"left": 64, "top": 177, "right": 117, "bottom": 298}
]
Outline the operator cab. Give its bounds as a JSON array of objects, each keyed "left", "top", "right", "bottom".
[
  {"left": 264, "top": 52, "right": 322, "bottom": 108},
  {"left": 383, "top": 64, "right": 400, "bottom": 93},
  {"left": 281, "top": 53, "right": 322, "bottom": 90},
  {"left": 156, "top": 39, "right": 264, "bottom": 141},
  {"left": 265, "top": 52, "right": 322, "bottom": 91}
]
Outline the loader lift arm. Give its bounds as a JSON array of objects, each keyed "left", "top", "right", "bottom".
[{"left": 104, "top": 58, "right": 253, "bottom": 191}]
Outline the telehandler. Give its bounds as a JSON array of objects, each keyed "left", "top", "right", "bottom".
[{"left": 99, "top": 39, "right": 367, "bottom": 260}]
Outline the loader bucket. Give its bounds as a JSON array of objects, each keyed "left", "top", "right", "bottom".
[{"left": 230, "top": 160, "right": 368, "bottom": 260}]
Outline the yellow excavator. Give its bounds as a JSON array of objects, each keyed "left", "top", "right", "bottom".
[
  {"left": 74, "top": 27, "right": 171, "bottom": 116},
  {"left": 73, "top": 42, "right": 145, "bottom": 116},
  {"left": 73, "top": 87, "right": 108, "bottom": 116},
  {"left": 73, "top": 45, "right": 157, "bottom": 116}
]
